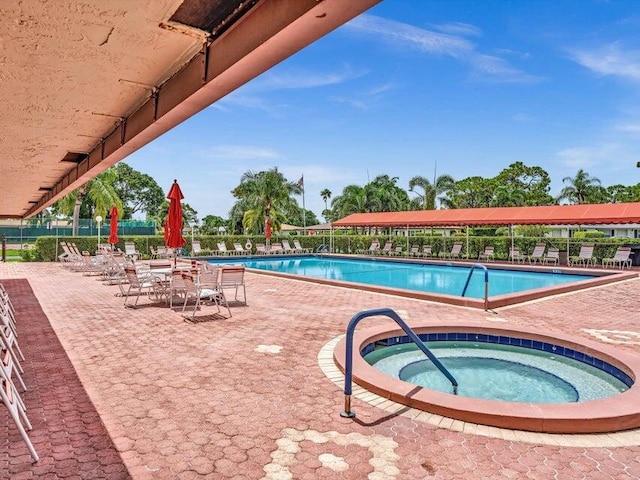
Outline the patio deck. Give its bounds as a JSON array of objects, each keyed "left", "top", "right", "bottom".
[{"left": 1, "top": 262, "right": 639, "bottom": 479}]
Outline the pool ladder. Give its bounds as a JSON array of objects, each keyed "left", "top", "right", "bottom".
[
  {"left": 340, "top": 308, "right": 458, "bottom": 419},
  {"left": 461, "top": 263, "right": 489, "bottom": 311}
]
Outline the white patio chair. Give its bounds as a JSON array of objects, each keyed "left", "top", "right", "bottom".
[{"left": 219, "top": 266, "right": 247, "bottom": 305}]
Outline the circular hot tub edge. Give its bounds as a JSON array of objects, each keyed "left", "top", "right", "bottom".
[{"left": 332, "top": 324, "right": 640, "bottom": 434}]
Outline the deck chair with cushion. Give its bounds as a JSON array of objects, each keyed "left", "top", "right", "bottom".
[
  {"left": 408, "top": 245, "right": 420, "bottom": 257},
  {"left": 569, "top": 244, "right": 595, "bottom": 267},
  {"left": 602, "top": 247, "right": 632, "bottom": 269},
  {"left": 543, "top": 247, "right": 560, "bottom": 265},
  {"left": 216, "top": 242, "right": 234, "bottom": 256},
  {"left": 528, "top": 243, "right": 546, "bottom": 264},
  {"left": 280, "top": 240, "right": 296, "bottom": 253},
  {"left": 478, "top": 246, "right": 495, "bottom": 262}
]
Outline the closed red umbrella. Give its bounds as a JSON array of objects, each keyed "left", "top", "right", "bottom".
[
  {"left": 107, "top": 205, "right": 119, "bottom": 246},
  {"left": 265, "top": 217, "right": 272, "bottom": 251},
  {"left": 166, "top": 179, "right": 186, "bottom": 251}
]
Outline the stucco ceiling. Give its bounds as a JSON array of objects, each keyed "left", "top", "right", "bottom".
[{"left": 0, "top": 0, "right": 380, "bottom": 219}]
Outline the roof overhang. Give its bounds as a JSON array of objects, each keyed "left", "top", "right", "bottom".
[
  {"left": 331, "top": 203, "right": 640, "bottom": 228},
  {"left": 0, "top": 0, "right": 381, "bottom": 219}
]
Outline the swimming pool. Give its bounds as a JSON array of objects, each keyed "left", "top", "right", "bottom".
[{"left": 206, "top": 255, "right": 633, "bottom": 308}]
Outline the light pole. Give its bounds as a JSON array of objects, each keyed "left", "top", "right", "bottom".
[{"left": 95, "top": 215, "right": 103, "bottom": 250}]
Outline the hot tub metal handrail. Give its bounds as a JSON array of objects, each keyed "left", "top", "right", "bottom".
[
  {"left": 461, "top": 263, "right": 489, "bottom": 311},
  {"left": 340, "top": 307, "right": 458, "bottom": 419}
]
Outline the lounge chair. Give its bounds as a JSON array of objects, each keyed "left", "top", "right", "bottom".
[
  {"left": 528, "top": 243, "right": 546, "bottom": 264},
  {"left": 293, "top": 239, "right": 311, "bottom": 253},
  {"left": 602, "top": 247, "right": 632, "bottom": 269},
  {"left": 358, "top": 239, "right": 380, "bottom": 255},
  {"left": 216, "top": 242, "right": 234, "bottom": 256},
  {"left": 478, "top": 246, "right": 495, "bottom": 262},
  {"left": 509, "top": 247, "right": 525, "bottom": 263},
  {"left": 233, "top": 242, "right": 250, "bottom": 255},
  {"left": 568, "top": 244, "right": 595, "bottom": 267},
  {"left": 419, "top": 245, "right": 433, "bottom": 258},
  {"left": 439, "top": 242, "right": 462, "bottom": 259},
  {"left": 124, "top": 241, "right": 140, "bottom": 261},
  {"left": 255, "top": 243, "right": 268, "bottom": 255},
  {"left": 543, "top": 247, "right": 560, "bottom": 265},
  {"left": 191, "top": 241, "right": 211, "bottom": 256},
  {"left": 269, "top": 242, "right": 284, "bottom": 254},
  {"left": 408, "top": 245, "right": 420, "bottom": 257},
  {"left": 389, "top": 245, "right": 403, "bottom": 256},
  {"left": 377, "top": 240, "right": 394, "bottom": 256},
  {"left": 281, "top": 240, "right": 296, "bottom": 253}
]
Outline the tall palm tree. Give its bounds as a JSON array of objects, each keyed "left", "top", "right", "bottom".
[
  {"left": 231, "top": 167, "right": 302, "bottom": 234},
  {"left": 56, "top": 169, "right": 122, "bottom": 235},
  {"left": 408, "top": 174, "right": 455, "bottom": 210},
  {"left": 557, "top": 169, "right": 601, "bottom": 204},
  {"left": 320, "top": 189, "right": 332, "bottom": 210}
]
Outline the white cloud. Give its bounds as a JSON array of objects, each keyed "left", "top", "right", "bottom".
[
  {"left": 512, "top": 113, "right": 535, "bottom": 122},
  {"left": 556, "top": 143, "right": 624, "bottom": 169},
  {"left": 432, "top": 22, "right": 482, "bottom": 37},
  {"left": 570, "top": 42, "right": 640, "bottom": 82},
  {"left": 345, "top": 14, "right": 540, "bottom": 83},
  {"left": 204, "top": 145, "right": 281, "bottom": 161},
  {"left": 614, "top": 122, "right": 640, "bottom": 134},
  {"left": 252, "top": 66, "right": 368, "bottom": 91}
]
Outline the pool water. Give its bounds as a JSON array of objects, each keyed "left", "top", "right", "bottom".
[
  {"left": 365, "top": 342, "right": 628, "bottom": 403},
  {"left": 208, "top": 256, "right": 594, "bottom": 298}
]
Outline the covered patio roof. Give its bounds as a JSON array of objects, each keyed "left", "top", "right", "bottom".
[
  {"left": 0, "top": 0, "right": 380, "bottom": 219},
  {"left": 331, "top": 202, "right": 640, "bottom": 228}
]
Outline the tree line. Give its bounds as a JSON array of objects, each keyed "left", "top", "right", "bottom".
[{"left": 42, "top": 160, "right": 639, "bottom": 236}]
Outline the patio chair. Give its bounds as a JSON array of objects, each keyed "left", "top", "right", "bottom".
[
  {"left": 216, "top": 242, "right": 234, "bottom": 256},
  {"left": 233, "top": 242, "right": 250, "bottom": 255},
  {"left": 509, "top": 247, "right": 525, "bottom": 263},
  {"left": 219, "top": 266, "right": 247, "bottom": 305},
  {"left": 602, "top": 247, "right": 632, "bottom": 269},
  {"left": 199, "top": 267, "right": 231, "bottom": 317},
  {"left": 419, "top": 245, "right": 433, "bottom": 258},
  {"left": 377, "top": 240, "right": 394, "bottom": 255},
  {"left": 255, "top": 243, "right": 268, "bottom": 254},
  {"left": 124, "top": 241, "right": 140, "bottom": 261},
  {"left": 543, "top": 247, "right": 560, "bottom": 265},
  {"left": 478, "top": 246, "right": 495, "bottom": 262},
  {"left": 439, "top": 242, "right": 462, "bottom": 259},
  {"left": 280, "top": 239, "right": 296, "bottom": 253},
  {"left": 358, "top": 239, "right": 380, "bottom": 254},
  {"left": 181, "top": 272, "right": 230, "bottom": 321},
  {"left": 528, "top": 243, "right": 546, "bottom": 264},
  {"left": 123, "top": 266, "right": 161, "bottom": 307},
  {"left": 408, "top": 245, "right": 420, "bottom": 257},
  {"left": 191, "top": 241, "right": 212, "bottom": 256},
  {"left": 293, "top": 239, "right": 311, "bottom": 253},
  {"left": 0, "top": 362, "right": 39, "bottom": 462},
  {"left": 269, "top": 242, "right": 284, "bottom": 254},
  {"left": 389, "top": 245, "right": 403, "bottom": 256},
  {"left": 568, "top": 244, "right": 595, "bottom": 267}
]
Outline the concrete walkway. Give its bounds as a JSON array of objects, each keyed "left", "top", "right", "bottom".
[{"left": 1, "top": 262, "right": 639, "bottom": 479}]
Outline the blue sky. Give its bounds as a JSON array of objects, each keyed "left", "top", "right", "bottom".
[{"left": 126, "top": 0, "right": 640, "bottom": 223}]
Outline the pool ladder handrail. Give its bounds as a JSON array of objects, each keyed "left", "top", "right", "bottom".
[
  {"left": 461, "top": 263, "right": 489, "bottom": 311},
  {"left": 340, "top": 307, "right": 458, "bottom": 419}
]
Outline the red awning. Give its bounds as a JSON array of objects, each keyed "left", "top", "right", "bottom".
[{"left": 331, "top": 203, "right": 640, "bottom": 228}]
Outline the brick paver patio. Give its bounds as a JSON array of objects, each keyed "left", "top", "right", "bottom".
[{"left": 1, "top": 261, "right": 639, "bottom": 479}]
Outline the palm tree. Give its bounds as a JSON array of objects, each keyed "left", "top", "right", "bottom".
[
  {"left": 557, "top": 169, "right": 601, "bottom": 204},
  {"left": 231, "top": 167, "right": 302, "bottom": 234},
  {"left": 408, "top": 174, "right": 455, "bottom": 210},
  {"left": 56, "top": 169, "right": 122, "bottom": 236},
  {"left": 320, "top": 189, "right": 332, "bottom": 210}
]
